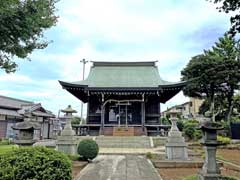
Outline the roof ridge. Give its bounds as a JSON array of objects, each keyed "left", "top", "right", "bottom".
[
  {"left": 92, "top": 61, "right": 157, "bottom": 67},
  {"left": 0, "top": 95, "right": 33, "bottom": 104}
]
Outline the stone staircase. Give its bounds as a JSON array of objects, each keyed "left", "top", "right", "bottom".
[
  {"left": 113, "top": 127, "right": 134, "bottom": 136},
  {"left": 103, "top": 127, "right": 146, "bottom": 136},
  {"left": 95, "top": 136, "right": 152, "bottom": 148}
]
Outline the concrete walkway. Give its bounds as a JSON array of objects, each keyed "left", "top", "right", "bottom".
[
  {"left": 77, "top": 155, "right": 162, "bottom": 180},
  {"left": 99, "top": 147, "right": 165, "bottom": 155}
]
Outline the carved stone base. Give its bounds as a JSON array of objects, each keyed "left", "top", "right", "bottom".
[
  {"left": 56, "top": 135, "right": 77, "bottom": 155},
  {"left": 165, "top": 118, "right": 188, "bottom": 160},
  {"left": 165, "top": 143, "right": 188, "bottom": 160}
]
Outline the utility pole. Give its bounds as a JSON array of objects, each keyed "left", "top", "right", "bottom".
[{"left": 80, "top": 59, "right": 88, "bottom": 124}]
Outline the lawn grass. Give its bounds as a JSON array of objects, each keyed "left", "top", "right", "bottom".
[{"left": 0, "top": 144, "right": 18, "bottom": 155}]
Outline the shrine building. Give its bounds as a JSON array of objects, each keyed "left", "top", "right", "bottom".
[{"left": 59, "top": 61, "right": 186, "bottom": 136}]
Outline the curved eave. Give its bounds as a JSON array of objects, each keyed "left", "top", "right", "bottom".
[
  {"left": 159, "top": 81, "right": 187, "bottom": 88},
  {"left": 59, "top": 80, "right": 187, "bottom": 91},
  {"left": 59, "top": 80, "right": 88, "bottom": 89},
  {"left": 59, "top": 80, "right": 187, "bottom": 103}
]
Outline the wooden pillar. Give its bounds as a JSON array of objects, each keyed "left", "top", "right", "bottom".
[
  {"left": 125, "top": 104, "right": 128, "bottom": 127},
  {"left": 86, "top": 101, "right": 89, "bottom": 124},
  {"left": 100, "top": 93, "right": 105, "bottom": 135},
  {"left": 141, "top": 101, "right": 145, "bottom": 130},
  {"left": 47, "top": 120, "right": 50, "bottom": 139}
]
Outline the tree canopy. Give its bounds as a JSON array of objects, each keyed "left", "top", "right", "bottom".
[
  {"left": 0, "top": 0, "right": 58, "bottom": 73},
  {"left": 182, "top": 35, "right": 240, "bottom": 121},
  {"left": 207, "top": 0, "right": 240, "bottom": 36}
]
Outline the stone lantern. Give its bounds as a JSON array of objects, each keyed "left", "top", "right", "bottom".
[
  {"left": 12, "top": 121, "right": 41, "bottom": 146},
  {"left": 198, "top": 121, "right": 223, "bottom": 180},
  {"left": 56, "top": 105, "right": 77, "bottom": 155},
  {"left": 165, "top": 111, "right": 188, "bottom": 160},
  {"left": 61, "top": 105, "right": 77, "bottom": 136}
]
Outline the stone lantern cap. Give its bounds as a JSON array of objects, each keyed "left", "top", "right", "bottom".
[
  {"left": 167, "top": 111, "right": 180, "bottom": 118},
  {"left": 199, "top": 121, "right": 224, "bottom": 146},
  {"left": 199, "top": 121, "right": 223, "bottom": 131},
  {"left": 12, "top": 121, "right": 41, "bottom": 130},
  {"left": 61, "top": 105, "right": 77, "bottom": 113}
]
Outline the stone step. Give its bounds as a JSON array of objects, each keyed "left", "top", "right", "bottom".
[
  {"left": 95, "top": 136, "right": 151, "bottom": 148},
  {"left": 103, "top": 127, "right": 146, "bottom": 136},
  {"left": 113, "top": 127, "right": 134, "bottom": 136}
]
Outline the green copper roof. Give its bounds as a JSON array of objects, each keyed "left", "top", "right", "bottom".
[{"left": 60, "top": 61, "right": 183, "bottom": 88}]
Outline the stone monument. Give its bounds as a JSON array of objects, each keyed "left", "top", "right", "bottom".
[
  {"left": 12, "top": 120, "right": 41, "bottom": 146},
  {"left": 56, "top": 105, "right": 77, "bottom": 155},
  {"left": 198, "top": 121, "right": 223, "bottom": 180},
  {"left": 165, "top": 111, "right": 188, "bottom": 160}
]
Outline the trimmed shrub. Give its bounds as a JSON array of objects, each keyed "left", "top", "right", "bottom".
[
  {"left": 183, "top": 120, "right": 201, "bottom": 140},
  {"left": 146, "top": 152, "right": 154, "bottom": 159},
  {"left": 68, "top": 154, "right": 81, "bottom": 161},
  {"left": 77, "top": 139, "right": 99, "bottom": 160},
  {"left": 0, "top": 146, "right": 72, "bottom": 180},
  {"left": 183, "top": 125, "right": 195, "bottom": 139},
  {"left": 193, "top": 129, "right": 202, "bottom": 140},
  {"left": 177, "top": 120, "right": 184, "bottom": 131},
  {"left": 161, "top": 117, "right": 171, "bottom": 125},
  {"left": 218, "top": 121, "right": 231, "bottom": 137},
  {"left": 217, "top": 135, "right": 231, "bottom": 145}
]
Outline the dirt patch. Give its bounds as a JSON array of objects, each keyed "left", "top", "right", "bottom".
[
  {"left": 158, "top": 167, "right": 240, "bottom": 180},
  {"left": 72, "top": 161, "right": 88, "bottom": 179},
  {"left": 217, "top": 149, "right": 240, "bottom": 166},
  {"left": 158, "top": 168, "right": 198, "bottom": 180},
  {"left": 221, "top": 167, "right": 240, "bottom": 179}
]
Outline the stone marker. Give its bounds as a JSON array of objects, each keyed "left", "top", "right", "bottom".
[
  {"left": 56, "top": 105, "right": 77, "bottom": 155},
  {"left": 165, "top": 111, "right": 188, "bottom": 160},
  {"left": 198, "top": 121, "right": 223, "bottom": 180}
]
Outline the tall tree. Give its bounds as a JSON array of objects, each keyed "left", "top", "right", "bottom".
[
  {"left": 182, "top": 35, "right": 240, "bottom": 122},
  {"left": 207, "top": 35, "right": 240, "bottom": 121},
  {"left": 181, "top": 54, "right": 221, "bottom": 121},
  {"left": 0, "top": 0, "right": 58, "bottom": 73},
  {"left": 233, "top": 94, "right": 240, "bottom": 113},
  {"left": 207, "top": 0, "right": 240, "bottom": 36}
]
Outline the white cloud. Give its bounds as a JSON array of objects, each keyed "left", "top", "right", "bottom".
[
  {"left": 0, "top": 74, "right": 34, "bottom": 84},
  {"left": 58, "top": 0, "right": 230, "bottom": 44},
  {"left": 0, "top": 0, "right": 232, "bottom": 115}
]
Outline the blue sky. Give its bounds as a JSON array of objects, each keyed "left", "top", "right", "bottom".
[{"left": 0, "top": 0, "right": 231, "bottom": 116}]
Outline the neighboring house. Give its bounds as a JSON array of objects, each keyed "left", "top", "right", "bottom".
[
  {"left": 162, "top": 98, "right": 204, "bottom": 120},
  {"left": 0, "top": 95, "right": 55, "bottom": 139}
]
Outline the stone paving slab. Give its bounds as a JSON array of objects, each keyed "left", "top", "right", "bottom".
[
  {"left": 77, "top": 155, "right": 162, "bottom": 180},
  {"left": 99, "top": 147, "right": 165, "bottom": 155}
]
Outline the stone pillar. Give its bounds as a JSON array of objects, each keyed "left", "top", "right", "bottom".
[
  {"left": 56, "top": 105, "right": 77, "bottom": 155},
  {"left": 165, "top": 114, "right": 188, "bottom": 160},
  {"left": 198, "top": 121, "right": 223, "bottom": 180}
]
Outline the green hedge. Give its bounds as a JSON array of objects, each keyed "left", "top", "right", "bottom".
[
  {"left": 77, "top": 139, "right": 99, "bottom": 160},
  {"left": 0, "top": 146, "right": 72, "bottom": 180}
]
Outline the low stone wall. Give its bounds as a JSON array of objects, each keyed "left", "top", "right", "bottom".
[{"left": 152, "top": 160, "right": 223, "bottom": 169}]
